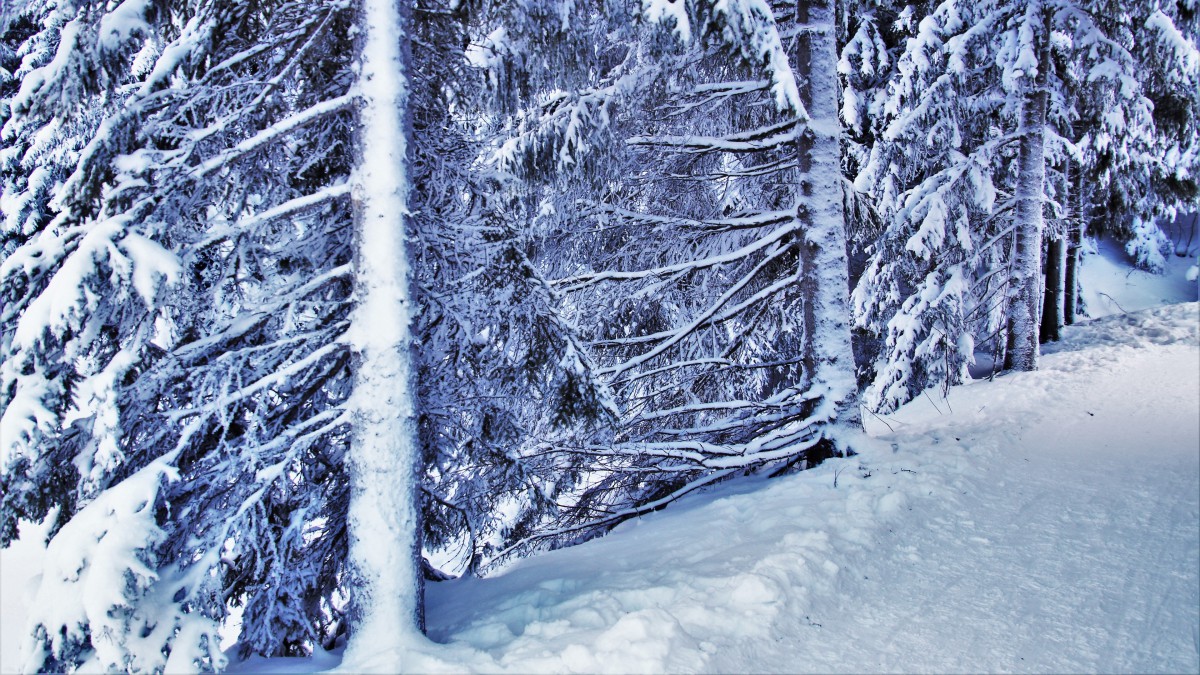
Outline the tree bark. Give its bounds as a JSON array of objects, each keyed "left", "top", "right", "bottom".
[
  {"left": 1064, "top": 163, "right": 1083, "bottom": 326},
  {"left": 1005, "top": 11, "right": 1050, "bottom": 371},
  {"left": 344, "top": 0, "right": 425, "bottom": 662},
  {"left": 793, "top": 0, "right": 859, "bottom": 427},
  {"left": 1040, "top": 236, "right": 1062, "bottom": 343}
]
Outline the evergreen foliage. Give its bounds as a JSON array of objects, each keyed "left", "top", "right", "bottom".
[{"left": 0, "top": 0, "right": 1195, "bottom": 669}]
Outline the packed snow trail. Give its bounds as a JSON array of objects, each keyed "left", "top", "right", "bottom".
[{"left": 417, "top": 303, "right": 1199, "bottom": 673}]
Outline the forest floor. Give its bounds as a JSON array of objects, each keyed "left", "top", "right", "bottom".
[{"left": 2, "top": 243, "right": 1197, "bottom": 674}]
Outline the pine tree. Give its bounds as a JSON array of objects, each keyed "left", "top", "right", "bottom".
[
  {"left": 1, "top": 0, "right": 624, "bottom": 664},
  {"left": 850, "top": 0, "right": 1005, "bottom": 410},
  {"left": 474, "top": 0, "right": 859, "bottom": 563},
  {"left": 850, "top": 0, "right": 1197, "bottom": 411}
]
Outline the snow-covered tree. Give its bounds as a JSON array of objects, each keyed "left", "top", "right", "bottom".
[
  {"left": 850, "top": 0, "right": 1199, "bottom": 411},
  {"left": 1094, "top": 1, "right": 1200, "bottom": 271},
  {"left": 1, "top": 0, "right": 628, "bottom": 663},
  {"left": 469, "top": 0, "right": 859, "bottom": 563},
  {"left": 849, "top": 0, "right": 1006, "bottom": 410},
  {"left": 1, "top": 0, "right": 369, "bottom": 666}
]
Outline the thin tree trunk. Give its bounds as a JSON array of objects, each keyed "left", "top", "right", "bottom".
[
  {"left": 1064, "top": 228, "right": 1080, "bottom": 325},
  {"left": 1040, "top": 236, "right": 1062, "bottom": 343},
  {"left": 345, "top": 0, "right": 425, "bottom": 663},
  {"left": 1005, "top": 12, "right": 1050, "bottom": 371},
  {"left": 794, "top": 0, "right": 859, "bottom": 428},
  {"left": 1064, "top": 164, "right": 1082, "bottom": 325}
]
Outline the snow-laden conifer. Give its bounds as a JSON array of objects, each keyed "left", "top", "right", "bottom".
[
  {"left": 850, "top": 0, "right": 1198, "bottom": 409},
  {"left": 472, "top": 0, "right": 858, "bottom": 563}
]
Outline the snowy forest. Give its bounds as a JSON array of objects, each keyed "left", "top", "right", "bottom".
[{"left": 0, "top": 0, "right": 1197, "bottom": 672}]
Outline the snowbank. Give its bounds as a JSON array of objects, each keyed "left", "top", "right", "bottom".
[{"left": 1080, "top": 235, "right": 1199, "bottom": 318}]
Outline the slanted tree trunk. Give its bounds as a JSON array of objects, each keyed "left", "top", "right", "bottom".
[
  {"left": 1040, "top": 235, "right": 1063, "bottom": 343},
  {"left": 1005, "top": 13, "right": 1050, "bottom": 371},
  {"left": 793, "top": 0, "right": 859, "bottom": 427},
  {"left": 344, "top": 0, "right": 425, "bottom": 662}
]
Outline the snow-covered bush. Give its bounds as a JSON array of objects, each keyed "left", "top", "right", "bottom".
[{"left": 1125, "top": 217, "right": 1173, "bottom": 272}]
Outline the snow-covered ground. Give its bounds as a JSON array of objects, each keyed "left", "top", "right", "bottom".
[
  {"left": 3, "top": 242, "right": 1197, "bottom": 674},
  {"left": 1080, "top": 234, "right": 1199, "bottom": 318},
  {"left": 414, "top": 302, "right": 1197, "bottom": 674}
]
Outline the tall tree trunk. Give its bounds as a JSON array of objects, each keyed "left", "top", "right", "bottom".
[
  {"left": 345, "top": 0, "right": 425, "bottom": 663},
  {"left": 1005, "top": 13, "right": 1050, "bottom": 371},
  {"left": 1040, "top": 236, "right": 1062, "bottom": 343},
  {"left": 794, "top": 0, "right": 859, "bottom": 428},
  {"left": 1064, "top": 228, "right": 1081, "bottom": 325},
  {"left": 1064, "top": 163, "right": 1082, "bottom": 326}
]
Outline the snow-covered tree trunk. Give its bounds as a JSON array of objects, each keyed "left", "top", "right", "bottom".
[
  {"left": 1005, "top": 17, "right": 1050, "bottom": 372},
  {"left": 344, "top": 0, "right": 425, "bottom": 659},
  {"left": 794, "top": 0, "right": 858, "bottom": 424}
]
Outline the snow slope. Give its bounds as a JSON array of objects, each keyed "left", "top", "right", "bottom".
[
  {"left": 1080, "top": 235, "right": 1199, "bottom": 318},
  {"left": 406, "top": 303, "right": 1200, "bottom": 674}
]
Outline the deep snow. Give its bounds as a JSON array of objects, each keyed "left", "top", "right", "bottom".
[{"left": 2, "top": 242, "right": 1197, "bottom": 674}]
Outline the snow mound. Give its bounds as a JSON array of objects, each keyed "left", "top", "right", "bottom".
[
  {"left": 1080, "top": 235, "right": 1199, "bottom": 318},
  {"left": 420, "top": 431, "right": 962, "bottom": 674}
]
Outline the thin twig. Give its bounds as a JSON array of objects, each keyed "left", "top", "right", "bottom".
[
  {"left": 923, "top": 389, "right": 945, "bottom": 415},
  {"left": 1097, "top": 291, "right": 1129, "bottom": 314}
]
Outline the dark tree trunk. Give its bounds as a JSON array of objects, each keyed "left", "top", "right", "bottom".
[
  {"left": 1064, "top": 230, "right": 1080, "bottom": 325},
  {"left": 1064, "top": 209, "right": 1082, "bottom": 327},
  {"left": 1040, "top": 236, "right": 1063, "bottom": 343},
  {"left": 1064, "top": 158, "right": 1085, "bottom": 325}
]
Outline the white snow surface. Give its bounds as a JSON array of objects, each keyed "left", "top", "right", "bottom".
[
  {"left": 3, "top": 262, "right": 1198, "bottom": 673},
  {"left": 1081, "top": 234, "right": 1199, "bottom": 317},
  {"left": 426, "top": 303, "right": 1196, "bottom": 674}
]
